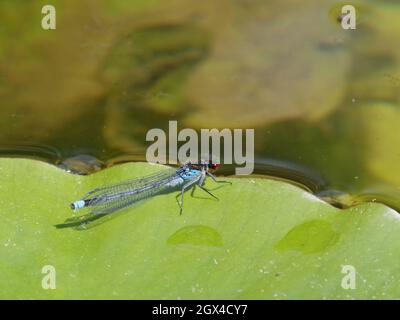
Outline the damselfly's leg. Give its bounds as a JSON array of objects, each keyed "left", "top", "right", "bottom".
[
  {"left": 176, "top": 179, "right": 198, "bottom": 215},
  {"left": 198, "top": 184, "right": 219, "bottom": 201},
  {"left": 190, "top": 181, "right": 219, "bottom": 201},
  {"left": 206, "top": 172, "right": 232, "bottom": 185},
  {"left": 190, "top": 185, "right": 197, "bottom": 197}
]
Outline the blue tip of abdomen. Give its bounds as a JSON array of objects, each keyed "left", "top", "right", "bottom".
[{"left": 71, "top": 200, "right": 86, "bottom": 211}]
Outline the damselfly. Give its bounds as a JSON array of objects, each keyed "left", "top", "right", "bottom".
[{"left": 70, "top": 160, "right": 231, "bottom": 215}]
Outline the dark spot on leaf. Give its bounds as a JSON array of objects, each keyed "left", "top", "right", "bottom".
[
  {"left": 167, "top": 225, "right": 223, "bottom": 247},
  {"left": 275, "top": 219, "right": 340, "bottom": 254}
]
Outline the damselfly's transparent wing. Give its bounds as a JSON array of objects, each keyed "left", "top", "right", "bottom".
[
  {"left": 81, "top": 167, "right": 179, "bottom": 215},
  {"left": 83, "top": 168, "right": 177, "bottom": 199}
]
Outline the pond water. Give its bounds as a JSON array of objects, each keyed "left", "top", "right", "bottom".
[{"left": 1, "top": 0, "right": 399, "bottom": 211}]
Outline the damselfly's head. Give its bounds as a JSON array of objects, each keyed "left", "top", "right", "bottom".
[{"left": 208, "top": 162, "right": 220, "bottom": 170}]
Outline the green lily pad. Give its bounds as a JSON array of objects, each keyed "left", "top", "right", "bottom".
[{"left": 0, "top": 158, "right": 399, "bottom": 299}]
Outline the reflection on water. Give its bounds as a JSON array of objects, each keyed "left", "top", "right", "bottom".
[
  {"left": 0, "top": 143, "right": 61, "bottom": 162},
  {"left": 58, "top": 154, "right": 105, "bottom": 174},
  {"left": 0, "top": 0, "right": 399, "bottom": 211}
]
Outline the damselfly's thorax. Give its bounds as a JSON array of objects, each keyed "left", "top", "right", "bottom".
[{"left": 176, "top": 160, "right": 220, "bottom": 181}]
